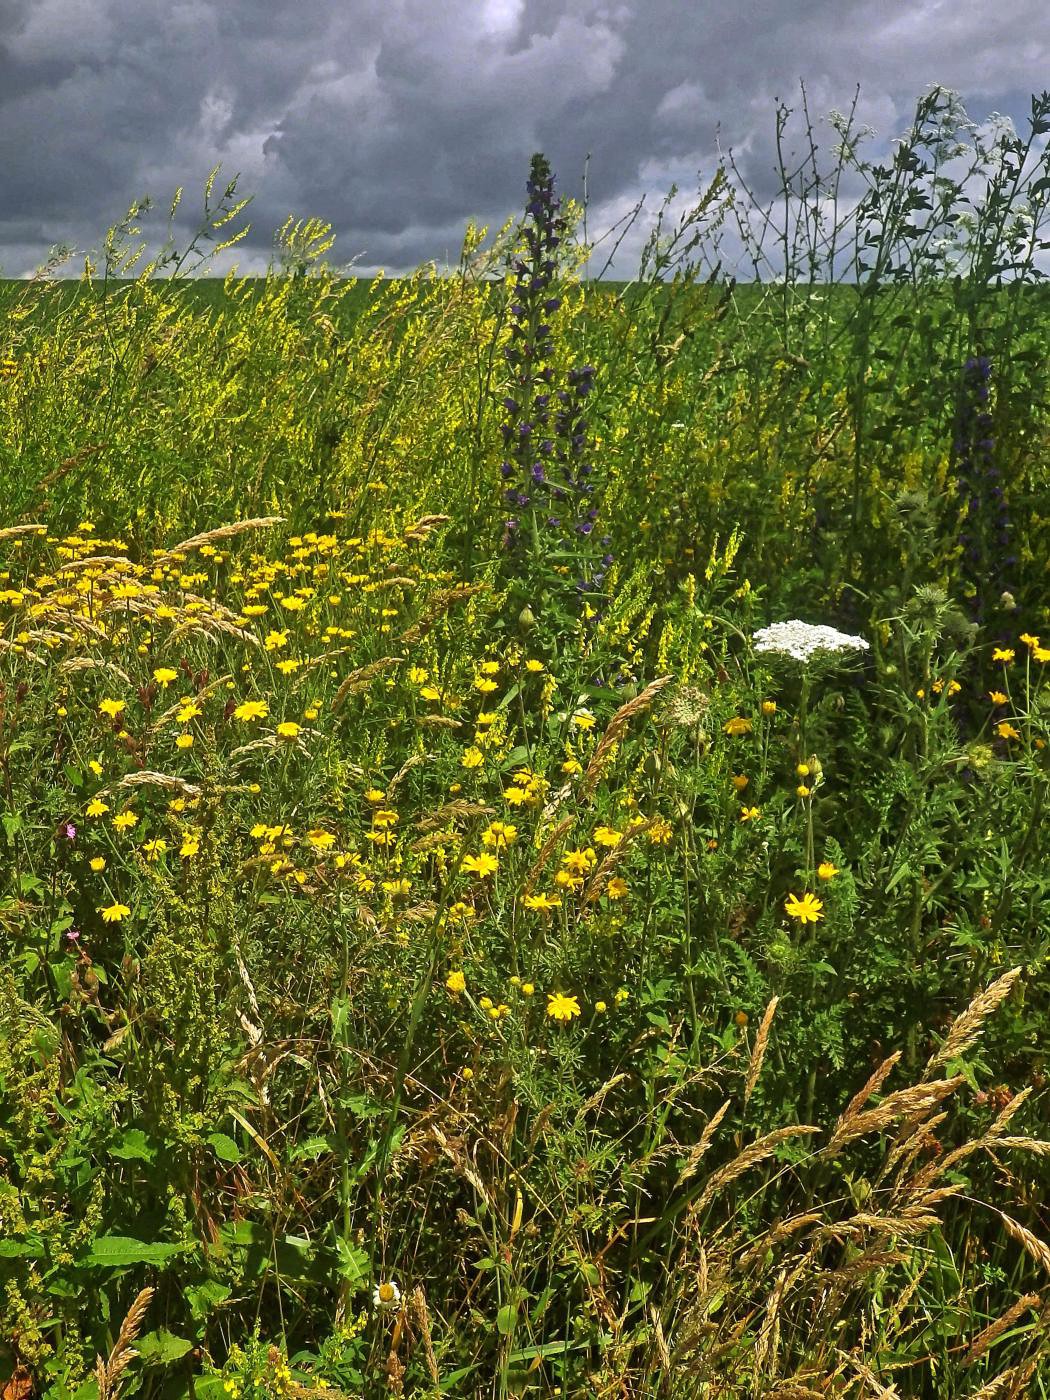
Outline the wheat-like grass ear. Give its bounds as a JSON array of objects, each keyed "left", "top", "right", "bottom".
[
  {"left": 925, "top": 966, "right": 1022, "bottom": 1072},
  {"left": 744, "top": 996, "right": 779, "bottom": 1104},
  {"left": 95, "top": 1286, "right": 155, "bottom": 1400},
  {"left": 152, "top": 515, "right": 285, "bottom": 564}
]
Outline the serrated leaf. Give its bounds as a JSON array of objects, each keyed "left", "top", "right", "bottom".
[
  {"left": 334, "top": 1235, "right": 368, "bottom": 1283},
  {"left": 288, "top": 1135, "right": 331, "bottom": 1163}
]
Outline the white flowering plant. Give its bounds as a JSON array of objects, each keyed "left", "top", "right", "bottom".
[{"left": 752, "top": 621, "right": 870, "bottom": 666}]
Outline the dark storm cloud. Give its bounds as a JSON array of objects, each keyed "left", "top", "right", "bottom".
[{"left": 0, "top": 0, "right": 1047, "bottom": 278}]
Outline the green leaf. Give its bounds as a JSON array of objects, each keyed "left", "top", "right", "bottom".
[
  {"left": 80, "top": 1235, "right": 186, "bottom": 1268},
  {"left": 207, "top": 1131, "right": 242, "bottom": 1163},
  {"left": 185, "top": 1278, "right": 232, "bottom": 1321},
  {"left": 110, "top": 1129, "right": 156, "bottom": 1163},
  {"left": 499, "top": 745, "right": 531, "bottom": 769},
  {"left": 0, "top": 1237, "right": 44, "bottom": 1258},
  {"left": 496, "top": 1303, "right": 517, "bottom": 1336},
  {"left": 508, "top": 1340, "right": 576, "bottom": 1362},
  {"left": 288, "top": 1135, "right": 331, "bottom": 1163},
  {"left": 334, "top": 1235, "right": 368, "bottom": 1284},
  {"left": 190, "top": 1380, "right": 228, "bottom": 1400},
  {"left": 136, "top": 1328, "right": 193, "bottom": 1364},
  {"left": 330, "top": 995, "right": 350, "bottom": 1039}
]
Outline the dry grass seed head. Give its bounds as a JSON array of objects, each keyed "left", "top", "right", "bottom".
[
  {"left": 926, "top": 966, "right": 1023, "bottom": 1071},
  {"left": 998, "top": 1211, "right": 1050, "bottom": 1278},
  {"left": 580, "top": 673, "right": 673, "bottom": 797},
  {"left": 691, "top": 1124, "right": 819, "bottom": 1214},
  {"left": 744, "top": 996, "right": 779, "bottom": 1105},
  {"left": 95, "top": 1286, "right": 154, "bottom": 1400},
  {"left": 963, "top": 1292, "right": 1042, "bottom": 1367},
  {"left": 151, "top": 515, "right": 285, "bottom": 565}
]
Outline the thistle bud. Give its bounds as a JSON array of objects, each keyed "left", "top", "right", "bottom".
[{"left": 517, "top": 605, "right": 537, "bottom": 633}]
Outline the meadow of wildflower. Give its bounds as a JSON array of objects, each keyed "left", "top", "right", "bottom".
[{"left": 1, "top": 87, "right": 1049, "bottom": 1399}]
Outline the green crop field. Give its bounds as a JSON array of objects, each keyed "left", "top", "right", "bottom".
[{"left": 1, "top": 119, "right": 1048, "bottom": 1399}]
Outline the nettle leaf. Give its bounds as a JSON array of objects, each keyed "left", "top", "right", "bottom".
[{"left": 288, "top": 1135, "right": 331, "bottom": 1163}]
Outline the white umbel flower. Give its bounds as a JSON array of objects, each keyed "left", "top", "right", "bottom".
[
  {"left": 752, "top": 621, "right": 869, "bottom": 665},
  {"left": 373, "top": 1279, "right": 401, "bottom": 1311}
]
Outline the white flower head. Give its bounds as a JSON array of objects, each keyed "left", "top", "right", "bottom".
[
  {"left": 373, "top": 1279, "right": 401, "bottom": 1311},
  {"left": 753, "top": 621, "right": 870, "bottom": 666}
]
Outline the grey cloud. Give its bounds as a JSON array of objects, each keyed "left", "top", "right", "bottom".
[{"left": 0, "top": 0, "right": 1047, "bottom": 279}]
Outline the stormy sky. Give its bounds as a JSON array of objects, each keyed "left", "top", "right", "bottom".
[{"left": 1, "top": 0, "right": 1048, "bottom": 280}]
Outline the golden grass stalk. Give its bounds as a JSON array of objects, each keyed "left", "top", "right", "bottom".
[
  {"left": 580, "top": 674, "right": 673, "bottom": 798},
  {"left": 59, "top": 655, "right": 132, "bottom": 682},
  {"left": 967, "top": 1362, "right": 1034, "bottom": 1399},
  {"left": 836, "top": 1350, "right": 898, "bottom": 1397},
  {"left": 412, "top": 801, "right": 495, "bottom": 834},
  {"left": 994, "top": 1136, "right": 1050, "bottom": 1156},
  {"left": 963, "top": 1292, "right": 1041, "bottom": 1367},
  {"left": 57, "top": 554, "right": 136, "bottom": 574},
  {"left": 837, "top": 1051, "right": 902, "bottom": 1128},
  {"left": 753, "top": 1266, "right": 787, "bottom": 1378},
  {"left": 582, "top": 818, "right": 651, "bottom": 904},
  {"left": 736, "top": 1214, "right": 823, "bottom": 1274},
  {"left": 998, "top": 1211, "right": 1050, "bottom": 1278},
  {"left": 521, "top": 814, "right": 575, "bottom": 899},
  {"left": 691, "top": 1125, "right": 819, "bottom": 1214},
  {"left": 824, "top": 1077, "right": 962, "bottom": 1156},
  {"left": 0, "top": 523, "right": 47, "bottom": 541},
  {"left": 331, "top": 656, "right": 405, "bottom": 711},
  {"left": 649, "top": 1304, "right": 672, "bottom": 1381},
  {"left": 926, "top": 966, "right": 1022, "bottom": 1071},
  {"left": 402, "top": 513, "right": 450, "bottom": 541},
  {"left": 152, "top": 515, "right": 285, "bottom": 564},
  {"left": 744, "top": 996, "right": 779, "bottom": 1105},
  {"left": 38, "top": 605, "right": 109, "bottom": 640},
  {"left": 410, "top": 1285, "right": 440, "bottom": 1385},
  {"left": 397, "top": 582, "right": 486, "bottom": 647},
  {"left": 984, "top": 1086, "right": 1035, "bottom": 1139},
  {"left": 112, "top": 770, "right": 201, "bottom": 796},
  {"left": 95, "top": 1286, "right": 154, "bottom": 1400},
  {"left": 822, "top": 1248, "right": 910, "bottom": 1287},
  {"left": 575, "top": 1073, "right": 629, "bottom": 1122}
]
